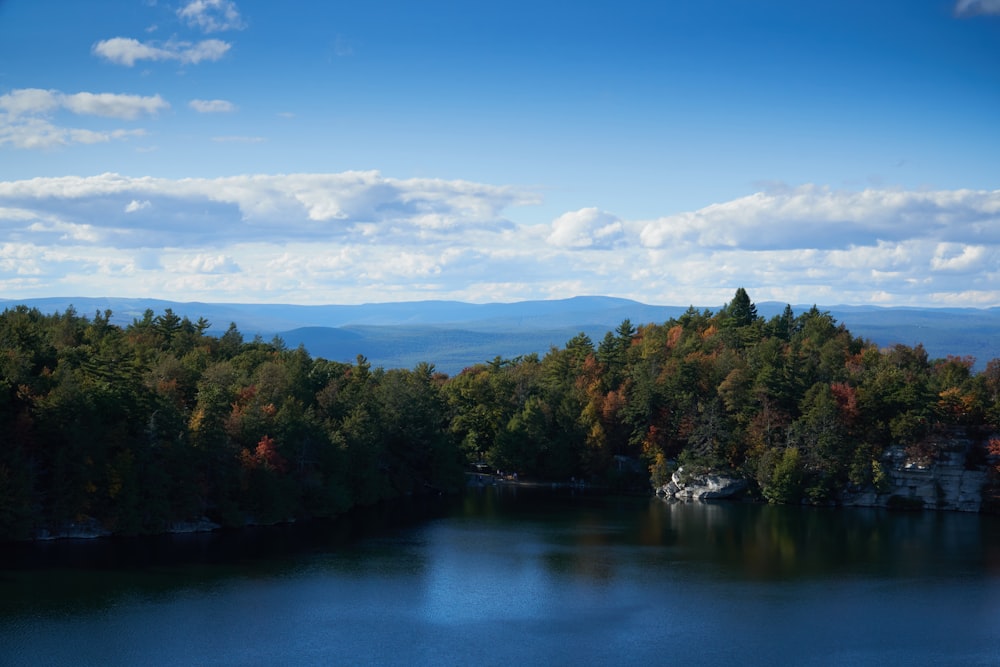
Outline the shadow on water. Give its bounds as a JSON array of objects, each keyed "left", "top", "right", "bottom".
[{"left": 0, "top": 494, "right": 454, "bottom": 616}]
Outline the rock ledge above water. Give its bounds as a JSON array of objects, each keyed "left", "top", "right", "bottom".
[{"left": 657, "top": 467, "right": 748, "bottom": 500}]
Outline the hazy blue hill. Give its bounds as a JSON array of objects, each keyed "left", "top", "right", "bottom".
[
  {"left": 819, "top": 306, "right": 1000, "bottom": 370},
  {"left": 3, "top": 296, "right": 999, "bottom": 374},
  {"left": 0, "top": 296, "right": 690, "bottom": 335},
  {"left": 281, "top": 324, "right": 620, "bottom": 374}
]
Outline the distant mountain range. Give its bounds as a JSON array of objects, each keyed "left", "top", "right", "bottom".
[{"left": 3, "top": 296, "right": 999, "bottom": 374}]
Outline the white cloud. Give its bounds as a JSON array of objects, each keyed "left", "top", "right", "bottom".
[
  {"left": 930, "top": 243, "right": 990, "bottom": 272},
  {"left": 92, "top": 37, "right": 231, "bottom": 66},
  {"left": 0, "top": 243, "right": 46, "bottom": 276},
  {"left": 638, "top": 186, "right": 1000, "bottom": 250},
  {"left": 62, "top": 92, "right": 169, "bottom": 119},
  {"left": 0, "top": 172, "right": 536, "bottom": 247},
  {"left": 92, "top": 38, "right": 163, "bottom": 67},
  {"left": 0, "top": 176, "right": 998, "bottom": 307},
  {"left": 0, "top": 206, "right": 42, "bottom": 222},
  {"left": 1, "top": 89, "right": 167, "bottom": 119},
  {"left": 189, "top": 99, "right": 237, "bottom": 113},
  {"left": 174, "top": 253, "right": 241, "bottom": 274},
  {"left": 125, "top": 199, "right": 152, "bottom": 213},
  {"left": 0, "top": 88, "right": 164, "bottom": 149},
  {"left": 955, "top": 0, "right": 1000, "bottom": 16},
  {"left": 178, "top": 0, "right": 246, "bottom": 32},
  {"left": 548, "top": 207, "right": 624, "bottom": 249},
  {"left": 26, "top": 219, "right": 101, "bottom": 243},
  {"left": 0, "top": 117, "right": 146, "bottom": 149},
  {"left": 0, "top": 89, "right": 60, "bottom": 117},
  {"left": 825, "top": 240, "right": 914, "bottom": 271}
]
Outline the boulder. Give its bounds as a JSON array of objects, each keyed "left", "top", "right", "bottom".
[{"left": 658, "top": 466, "right": 748, "bottom": 500}]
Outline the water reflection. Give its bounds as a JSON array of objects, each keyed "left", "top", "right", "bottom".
[
  {"left": 2, "top": 488, "right": 1000, "bottom": 666},
  {"left": 643, "top": 500, "right": 1000, "bottom": 581},
  {"left": 0, "top": 495, "right": 448, "bottom": 618},
  {"left": 458, "top": 485, "right": 1000, "bottom": 584}
]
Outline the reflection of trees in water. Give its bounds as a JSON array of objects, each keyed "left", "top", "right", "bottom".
[
  {"left": 644, "top": 500, "right": 994, "bottom": 581},
  {"left": 4, "top": 489, "right": 998, "bottom": 623},
  {"left": 458, "top": 488, "right": 1000, "bottom": 584},
  {"left": 0, "top": 496, "right": 450, "bottom": 617}
]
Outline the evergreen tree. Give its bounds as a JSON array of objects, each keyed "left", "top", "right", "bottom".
[{"left": 727, "top": 287, "right": 758, "bottom": 327}]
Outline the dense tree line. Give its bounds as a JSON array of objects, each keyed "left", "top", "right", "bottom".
[
  {"left": 450, "top": 290, "right": 1000, "bottom": 502},
  {"left": 0, "top": 306, "right": 462, "bottom": 540},
  {"left": 2, "top": 289, "right": 999, "bottom": 540}
]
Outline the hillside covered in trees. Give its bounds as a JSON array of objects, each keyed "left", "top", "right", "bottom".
[{"left": 2, "top": 289, "right": 1000, "bottom": 541}]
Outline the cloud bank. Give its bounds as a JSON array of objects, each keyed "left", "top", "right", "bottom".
[{"left": 0, "top": 173, "right": 997, "bottom": 307}]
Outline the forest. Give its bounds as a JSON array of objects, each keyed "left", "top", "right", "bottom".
[{"left": 1, "top": 288, "right": 999, "bottom": 541}]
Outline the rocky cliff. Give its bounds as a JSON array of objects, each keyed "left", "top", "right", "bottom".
[
  {"left": 843, "top": 429, "right": 992, "bottom": 512},
  {"left": 658, "top": 428, "right": 998, "bottom": 512}
]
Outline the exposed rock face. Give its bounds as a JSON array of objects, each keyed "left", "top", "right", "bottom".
[
  {"left": 656, "top": 429, "right": 996, "bottom": 512},
  {"left": 843, "top": 431, "right": 990, "bottom": 512},
  {"left": 657, "top": 467, "right": 748, "bottom": 500}
]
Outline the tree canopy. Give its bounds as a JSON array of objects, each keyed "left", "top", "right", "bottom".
[{"left": 1, "top": 289, "right": 999, "bottom": 540}]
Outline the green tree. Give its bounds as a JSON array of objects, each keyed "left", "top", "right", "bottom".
[
  {"left": 725, "top": 287, "right": 758, "bottom": 328},
  {"left": 759, "top": 446, "right": 804, "bottom": 504}
]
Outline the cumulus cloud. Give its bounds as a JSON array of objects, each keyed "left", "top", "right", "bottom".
[
  {"left": 178, "top": 0, "right": 246, "bottom": 32},
  {"left": 189, "top": 99, "right": 237, "bottom": 113},
  {"left": 638, "top": 186, "right": 1000, "bottom": 250},
  {"left": 955, "top": 0, "right": 1000, "bottom": 16},
  {"left": 1, "top": 177, "right": 998, "bottom": 307},
  {"left": 930, "top": 243, "right": 991, "bottom": 272},
  {"left": 548, "top": 207, "right": 624, "bottom": 249},
  {"left": 92, "top": 37, "right": 231, "bottom": 66}
]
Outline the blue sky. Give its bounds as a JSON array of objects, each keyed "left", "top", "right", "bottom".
[{"left": 0, "top": 0, "right": 998, "bottom": 307}]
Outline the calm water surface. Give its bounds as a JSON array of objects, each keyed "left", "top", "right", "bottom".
[{"left": 2, "top": 487, "right": 1000, "bottom": 666}]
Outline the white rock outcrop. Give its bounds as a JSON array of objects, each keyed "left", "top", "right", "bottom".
[
  {"left": 658, "top": 467, "right": 748, "bottom": 500},
  {"left": 842, "top": 438, "right": 989, "bottom": 512}
]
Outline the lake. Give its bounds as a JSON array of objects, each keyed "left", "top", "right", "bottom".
[{"left": 2, "top": 486, "right": 1000, "bottom": 666}]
